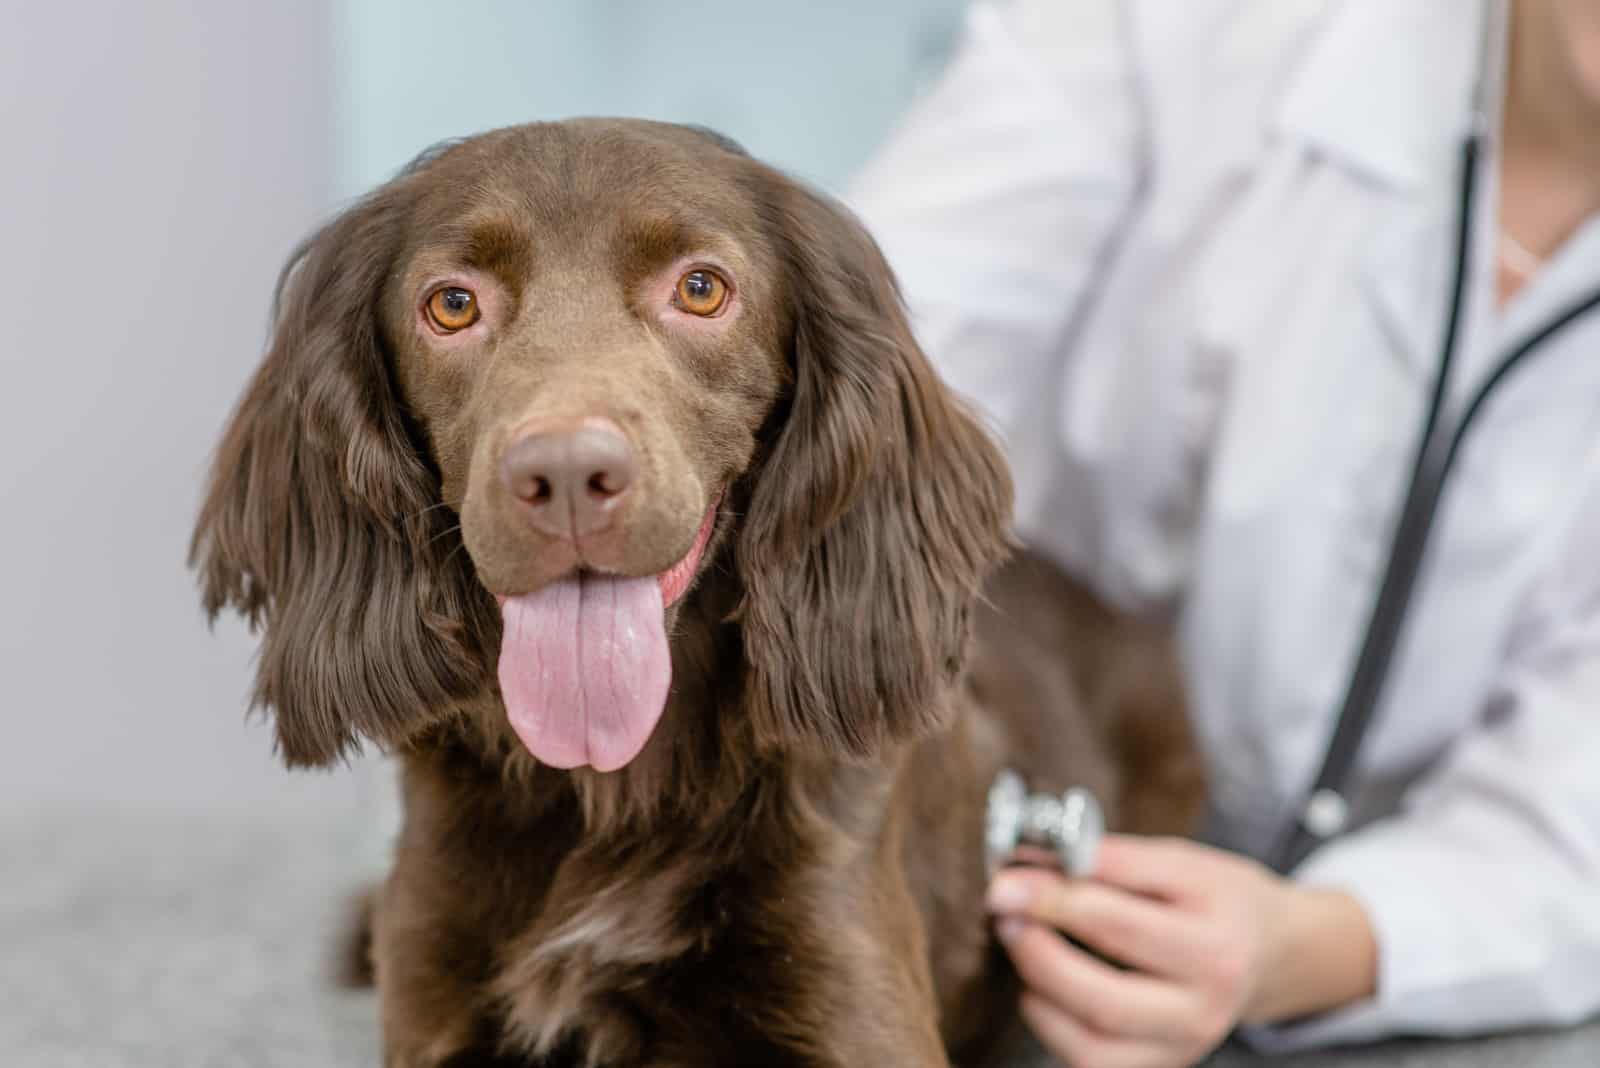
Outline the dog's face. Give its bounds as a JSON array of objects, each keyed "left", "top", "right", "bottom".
[
  {"left": 387, "top": 125, "right": 785, "bottom": 601},
  {"left": 382, "top": 125, "right": 790, "bottom": 770},
  {"left": 193, "top": 119, "right": 1011, "bottom": 775}
]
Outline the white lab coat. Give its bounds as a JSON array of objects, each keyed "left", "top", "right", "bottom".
[{"left": 848, "top": 0, "right": 1600, "bottom": 1049}]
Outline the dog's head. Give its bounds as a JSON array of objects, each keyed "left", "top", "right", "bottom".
[{"left": 193, "top": 119, "right": 1011, "bottom": 774}]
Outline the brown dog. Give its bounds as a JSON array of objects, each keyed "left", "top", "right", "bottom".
[{"left": 192, "top": 119, "right": 1203, "bottom": 1067}]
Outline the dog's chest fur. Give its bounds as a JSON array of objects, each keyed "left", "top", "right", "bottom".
[{"left": 381, "top": 746, "right": 930, "bottom": 1068}]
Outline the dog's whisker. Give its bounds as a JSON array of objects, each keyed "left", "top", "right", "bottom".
[
  {"left": 428, "top": 523, "right": 463, "bottom": 548},
  {"left": 406, "top": 501, "right": 455, "bottom": 522},
  {"left": 442, "top": 541, "right": 469, "bottom": 569}
]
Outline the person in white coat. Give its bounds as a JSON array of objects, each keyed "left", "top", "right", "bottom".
[{"left": 848, "top": 0, "right": 1600, "bottom": 1064}]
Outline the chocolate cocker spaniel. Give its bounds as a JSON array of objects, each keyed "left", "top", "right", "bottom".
[{"left": 193, "top": 119, "right": 1203, "bottom": 1068}]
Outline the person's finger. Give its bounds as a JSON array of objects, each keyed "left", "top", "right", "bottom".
[
  {"left": 1093, "top": 834, "right": 1214, "bottom": 904},
  {"left": 988, "top": 869, "right": 1208, "bottom": 976},
  {"left": 1018, "top": 991, "right": 1175, "bottom": 1068},
  {"left": 997, "top": 919, "right": 1202, "bottom": 1044}
]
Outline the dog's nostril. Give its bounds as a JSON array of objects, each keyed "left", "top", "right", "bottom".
[{"left": 500, "top": 418, "right": 637, "bottom": 536}]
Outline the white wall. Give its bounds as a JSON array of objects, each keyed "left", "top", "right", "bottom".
[
  {"left": 333, "top": 0, "right": 967, "bottom": 195},
  {"left": 1, "top": 0, "right": 967, "bottom": 811},
  {"left": 0, "top": 1, "right": 360, "bottom": 810}
]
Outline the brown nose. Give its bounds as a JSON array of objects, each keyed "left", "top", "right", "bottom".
[{"left": 499, "top": 419, "right": 636, "bottom": 538}]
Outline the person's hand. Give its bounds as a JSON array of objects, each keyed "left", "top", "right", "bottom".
[{"left": 986, "top": 835, "right": 1376, "bottom": 1068}]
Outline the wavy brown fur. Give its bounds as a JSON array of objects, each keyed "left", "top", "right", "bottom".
[{"left": 192, "top": 119, "right": 1204, "bottom": 1067}]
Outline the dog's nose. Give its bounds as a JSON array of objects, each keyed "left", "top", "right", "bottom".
[{"left": 500, "top": 419, "right": 637, "bottom": 538}]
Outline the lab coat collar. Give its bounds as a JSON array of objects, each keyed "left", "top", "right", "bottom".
[
  {"left": 1283, "top": 0, "right": 1506, "bottom": 386},
  {"left": 1271, "top": 0, "right": 1493, "bottom": 191}
]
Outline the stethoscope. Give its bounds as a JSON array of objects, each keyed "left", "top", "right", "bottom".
[
  {"left": 1269, "top": 4, "right": 1600, "bottom": 872},
  {"left": 988, "top": 2, "right": 1600, "bottom": 880}
]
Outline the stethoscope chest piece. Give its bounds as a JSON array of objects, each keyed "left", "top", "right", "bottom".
[{"left": 985, "top": 768, "right": 1105, "bottom": 878}]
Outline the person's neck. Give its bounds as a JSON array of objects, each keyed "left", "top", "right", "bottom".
[
  {"left": 1502, "top": 3, "right": 1600, "bottom": 209},
  {"left": 1495, "top": 3, "right": 1600, "bottom": 302}
]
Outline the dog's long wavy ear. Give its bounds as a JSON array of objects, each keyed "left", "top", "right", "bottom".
[
  {"left": 737, "top": 174, "right": 1014, "bottom": 759},
  {"left": 190, "top": 178, "right": 491, "bottom": 767}
]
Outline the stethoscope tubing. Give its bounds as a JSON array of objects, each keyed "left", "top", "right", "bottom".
[{"left": 1273, "top": 131, "right": 1600, "bottom": 872}]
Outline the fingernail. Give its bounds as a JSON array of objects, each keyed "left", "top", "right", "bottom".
[
  {"left": 996, "top": 917, "right": 1025, "bottom": 944},
  {"left": 987, "top": 875, "right": 1032, "bottom": 914}
]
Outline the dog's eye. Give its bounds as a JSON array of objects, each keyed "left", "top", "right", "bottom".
[
  {"left": 673, "top": 269, "right": 729, "bottom": 317},
  {"left": 425, "top": 286, "right": 480, "bottom": 332}
]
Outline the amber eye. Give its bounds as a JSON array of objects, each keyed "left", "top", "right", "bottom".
[
  {"left": 425, "top": 286, "right": 480, "bottom": 332},
  {"left": 674, "top": 268, "right": 729, "bottom": 317}
]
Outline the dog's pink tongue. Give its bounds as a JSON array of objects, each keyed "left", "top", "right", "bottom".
[{"left": 497, "top": 574, "right": 670, "bottom": 772}]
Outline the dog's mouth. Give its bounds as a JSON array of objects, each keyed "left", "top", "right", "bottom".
[{"left": 494, "top": 500, "right": 719, "bottom": 773}]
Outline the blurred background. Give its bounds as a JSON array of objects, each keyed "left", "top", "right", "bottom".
[
  {"left": 10, "top": 7, "right": 1600, "bottom": 1067},
  {"left": 0, "top": 0, "right": 968, "bottom": 814}
]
